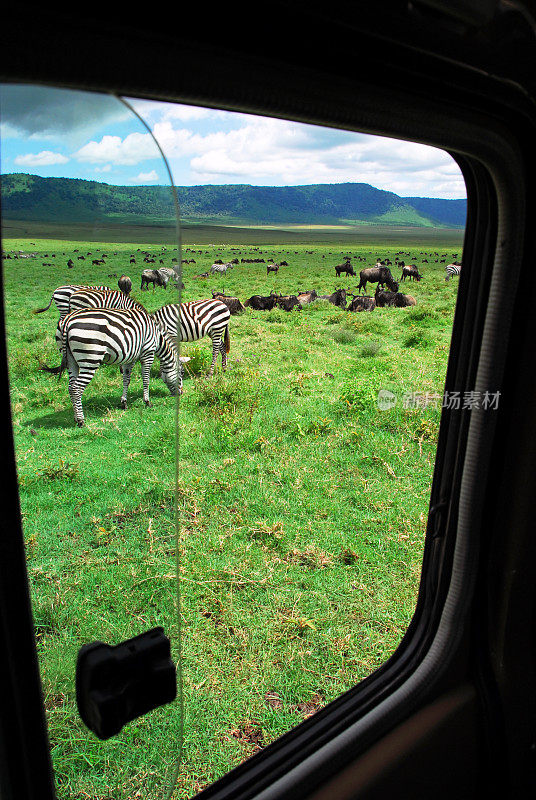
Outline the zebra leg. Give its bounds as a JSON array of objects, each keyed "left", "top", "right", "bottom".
[
  {"left": 121, "top": 364, "right": 134, "bottom": 409},
  {"left": 68, "top": 367, "right": 94, "bottom": 427},
  {"left": 208, "top": 335, "right": 221, "bottom": 377},
  {"left": 220, "top": 339, "right": 228, "bottom": 371},
  {"left": 140, "top": 353, "right": 155, "bottom": 406}
]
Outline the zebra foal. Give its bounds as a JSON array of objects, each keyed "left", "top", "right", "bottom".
[
  {"left": 152, "top": 299, "right": 231, "bottom": 376},
  {"left": 56, "top": 308, "right": 181, "bottom": 426}
]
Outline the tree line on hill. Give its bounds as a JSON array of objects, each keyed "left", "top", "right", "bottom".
[{"left": 0, "top": 173, "right": 467, "bottom": 228}]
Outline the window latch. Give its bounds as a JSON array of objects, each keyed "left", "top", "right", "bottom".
[{"left": 75, "top": 627, "right": 176, "bottom": 740}]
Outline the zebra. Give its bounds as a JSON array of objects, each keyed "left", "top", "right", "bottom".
[
  {"left": 445, "top": 263, "right": 462, "bottom": 281},
  {"left": 56, "top": 308, "right": 182, "bottom": 426},
  {"left": 210, "top": 262, "right": 234, "bottom": 275},
  {"left": 68, "top": 288, "right": 146, "bottom": 315},
  {"left": 33, "top": 285, "right": 109, "bottom": 318},
  {"left": 152, "top": 299, "right": 231, "bottom": 376},
  {"left": 157, "top": 267, "right": 178, "bottom": 287}
]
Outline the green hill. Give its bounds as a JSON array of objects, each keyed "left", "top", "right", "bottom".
[{"left": 0, "top": 174, "right": 466, "bottom": 228}]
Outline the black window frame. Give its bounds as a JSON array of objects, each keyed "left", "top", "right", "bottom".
[{"left": 2, "top": 3, "right": 536, "bottom": 799}]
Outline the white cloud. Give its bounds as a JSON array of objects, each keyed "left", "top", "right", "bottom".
[
  {"left": 73, "top": 133, "right": 158, "bottom": 165},
  {"left": 130, "top": 170, "right": 159, "bottom": 183},
  {"left": 9, "top": 95, "right": 464, "bottom": 198},
  {"left": 14, "top": 150, "right": 69, "bottom": 166}
]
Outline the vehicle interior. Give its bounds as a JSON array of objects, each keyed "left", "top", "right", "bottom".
[{"left": 1, "top": 1, "right": 536, "bottom": 798}]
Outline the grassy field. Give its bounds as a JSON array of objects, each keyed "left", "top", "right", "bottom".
[
  {"left": 3, "top": 231, "right": 462, "bottom": 799},
  {"left": 2, "top": 217, "right": 465, "bottom": 246}
]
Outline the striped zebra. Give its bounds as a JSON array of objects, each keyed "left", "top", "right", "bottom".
[
  {"left": 56, "top": 308, "right": 182, "bottom": 426},
  {"left": 210, "top": 262, "right": 234, "bottom": 275},
  {"left": 152, "top": 299, "right": 231, "bottom": 376},
  {"left": 34, "top": 285, "right": 109, "bottom": 318},
  {"left": 68, "top": 288, "right": 146, "bottom": 315},
  {"left": 445, "top": 263, "right": 461, "bottom": 281}
]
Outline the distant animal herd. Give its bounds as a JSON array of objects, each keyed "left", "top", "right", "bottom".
[{"left": 3, "top": 245, "right": 461, "bottom": 426}]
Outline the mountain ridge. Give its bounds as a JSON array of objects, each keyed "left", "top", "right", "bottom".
[{"left": 0, "top": 174, "right": 467, "bottom": 228}]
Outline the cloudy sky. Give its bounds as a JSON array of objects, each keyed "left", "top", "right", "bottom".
[{"left": 0, "top": 85, "right": 465, "bottom": 199}]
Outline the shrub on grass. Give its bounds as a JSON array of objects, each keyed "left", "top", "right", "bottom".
[
  {"left": 403, "top": 327, "right": 431, "bottom": 349},
  {"left": 330, "top": 326, "right": 356, "bottom": 344},
  {"left": 360, "top": 340, "right": 381, "bottom": 358}
]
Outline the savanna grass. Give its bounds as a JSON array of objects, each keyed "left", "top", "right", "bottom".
[{"left": 3, "top": 233, "right": 462, "bottom": 798}]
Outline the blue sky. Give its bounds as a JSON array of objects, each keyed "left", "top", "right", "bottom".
[{"left": 0, "top": 85, "right": 466, "bottom": 199}]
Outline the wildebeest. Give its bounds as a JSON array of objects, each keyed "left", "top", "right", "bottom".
[
  {"left": 296, "top": 289, "right": 318, "bottom": 306},
  {"left": 141, "top": 269, "right": 165, "bottom": 291},
  {"left": 118, "top": 275, "right": 132, "bottom": 294},
  {"left": 244, "top": 293, "right": 278, "bottom": 310},
  {"left": 357, "top": 266, "right": 399, "bottom": 293},
  {"left": 400, "top": 264, "right": 423, "bottom": 282},
  {"left": 267, "top": 263, "right": 280, "bottom": 275},
  {"left": 375, "top": 286, "right": 416, "bottom": 307},
  {"left": 334, "top": 261, "right": 356, "bottom": 277},
  {"left": 348, "top": 295, "right": 376, "bottom": 312},
  {"left": 275, "top": 294, "right": 301, "bottom": 311},
  {"left": 212, "top": 292, "right": 245, "bottom": 315},
  {"left": 317, "top": 288, "right": 347, "bottom": 308}
]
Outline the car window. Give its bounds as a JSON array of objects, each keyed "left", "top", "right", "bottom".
[{"left": 0, "top": 85, "right": 467, "bottom": 798}]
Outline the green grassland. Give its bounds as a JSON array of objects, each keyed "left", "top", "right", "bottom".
[
  {"left": 3, "top": 231, "right": 462, "bottom": 799},
  {"left": 2, "top": 217, "right": 465, "bottom": 246}
]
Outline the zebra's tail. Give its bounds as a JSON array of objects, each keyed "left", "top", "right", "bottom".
[
  {"left": 33, "top": 296, "right": 53, "bottom": 314},
  {"left": 37, "top": 358, "right": 63, "bottom": 375},
  {"left": 224, "top": 324, "right": 230, "bottom": 354}
]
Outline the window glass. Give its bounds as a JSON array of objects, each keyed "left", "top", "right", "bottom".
[
  {"left": 1, "top": 85, "right": 182, "bottom": 799},
  {"left": 134, "top": 98, "right": 466, "bottom": 796},
  {"left": 1, "top": 86, "right": 466, "bottom": 798}
]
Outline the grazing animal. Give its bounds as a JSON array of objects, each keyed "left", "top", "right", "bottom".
[
  {"left": 400, "top": 265, "right": 422, "bottom": 282},
  {"left": 243, "top": 293, "right": 278, "bottom": 310},
  {"left": 68, "top": 288, "right": 145, "bottom": 315},
  {"left": 275, "top": 294, "right": 301, "bottom": 311},
  {"left": 56, "top": 308, "right": 181, "bottom": 426},
  {"left": 357, "top": 266, "right": 399, "bottom": 293},
  {"left": 210, "top": 262, "right": 233, "bottom": 275},
  {"left": 445, "top": 263, "right": 462, "bottom": 281},
  {"left": 212, "top": 292, "right": 245, "bottom": 315},
  {"left": 317, "top": 288, "right": 347, "bottom": 308},
  {"left": 156, "top": 267, "right": 177, "bottom": 288},
  {"left": 348, "top": 295, "right": 376, "bottom": 312},
  {"left": 267, "top": 263, "right": 280, "bottom": 275},
  {"left": 152, "top": 299, "right": 231, "bottom": 377},
  {"left": 296, "top": 290, "right": 318, "bottom": 306},
  {"left": 118, "top": 275, "right": 132, "bottom": 294},
  {"left": 141, "top": 269, "right": 165, "bottom": 291},
  {"left": 375, "top": 286, "right": 416, "bottom": 307},
  {"left": 334, "top": 261, "right": 356, "bottom": 277},
  {"left": 33, "top": 285, "right": 108, "bottom": 319}
]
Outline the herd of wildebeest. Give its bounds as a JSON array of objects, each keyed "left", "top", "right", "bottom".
[
  {"left": 183, "top": 247, "right": 461, "bottom": 315},
  {"left": 5, "top": 243, "right": 462, "bottom": 320}
]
